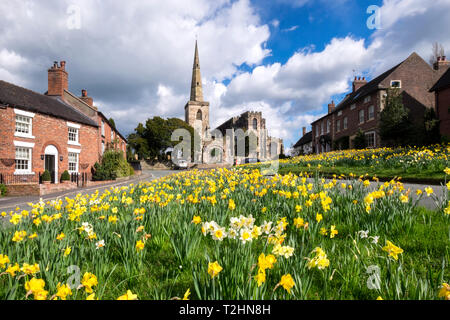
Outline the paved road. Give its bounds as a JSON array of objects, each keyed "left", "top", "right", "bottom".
[{"left": 0, "top": 170, "right": 176, "bottom": 214}]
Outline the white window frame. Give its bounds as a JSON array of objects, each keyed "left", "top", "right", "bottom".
[
  {"left": 14, "top": 142, "right": 34, "bottom": 175},
  {"left": 364, "top": 96, "right": 371, "bottom": 103},
  {"left": 343, "top": 117, "right": 348, "bottom": 130},
  {"left": 320, "top": 122, "right": 324, "bottom": 135},
  {"left": 101, "top": 121, "right": 105, "bottom": 137},
  {"left": 359, "top": 109, "right": 365, "bottom": 124},
  {"left": 336, "top": 120, "right": 341, "bottom": 132},
  {"left": 338, "top": 111, "right": 342, "bottom": 116},
  {"left": 68, "top": 151, "right": 79, "bottom": 174},
  {"left": 326, "top": 120, "right": 331, "bottom": 134},
  {"left": 67, "top": 122, "right": 81, "bottom": 146},
  {"left": 390, "top": 80, "right": 402, "bottom": 88},
  {"left": 350, "top": 104, "right": 356, "bottom": 110},
  {"left": 101, "top": 141, "right": 105, "bottom": 155},
  {"left": 14, "top": 109, "right": 35, "bottom": 139},
  {"left": 365, "top": 131, "right": 376, "bottom": 148},
  {"left": 368, "top": 105, "right": 375, "bottom": 120}
]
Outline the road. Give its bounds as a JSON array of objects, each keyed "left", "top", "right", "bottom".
[{"left": 0, "top": 170, "right": 176, "bottom": 215}]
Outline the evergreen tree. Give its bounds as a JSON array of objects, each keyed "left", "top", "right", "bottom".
[{"left": 379, "top": 88, "right": 412, "bottom": 147}]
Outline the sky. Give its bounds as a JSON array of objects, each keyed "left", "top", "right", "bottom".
[{"left": 1, "top": 0, "right": 450, "bottom": 153}]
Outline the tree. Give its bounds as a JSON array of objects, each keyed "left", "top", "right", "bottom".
[
  {"left": 108, "top": 117, "right": 116, "bottom": 130},
  {"left": 429, "top": 42, "right": 445, "bottom": 66},
  {"left": 353, "top": 129, "right": 367, "bottom": 149},
  {"left": 423, "top": 107, "right": 441, "bottom": 145},
  {"left": 379, "top": 88, "right": 412, "bottom": 147},
  {"left": 127, "top": 117, "right": 198, "bottom": 161}
]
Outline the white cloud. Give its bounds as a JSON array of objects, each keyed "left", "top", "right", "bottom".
[
  {"left": 0, "top": 0, "right": 270, "bottom": 134},
  {"left": 282, "top": 25, "right": 299, "bottom": 32},
  {"left": 1, "top": 0, "right": 450, "bottom": 150}
]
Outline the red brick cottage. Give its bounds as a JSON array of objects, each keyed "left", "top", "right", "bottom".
[
  {"left": 311, "top": 53, "right": 450, "bottom": 153},
  {"left": 430, "top": 62, "right": 450, "bottom": 138},
  {"left": 0, "top": 61, "right": 127, "bottom": 189}
]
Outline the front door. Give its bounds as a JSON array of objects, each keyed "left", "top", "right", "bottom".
[{"left": 45, "top": 155, "right": 55, "bottom": 183}]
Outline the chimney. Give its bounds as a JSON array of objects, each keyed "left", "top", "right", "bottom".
[
  {"left": 47, "top": 61, "right": 68, "bottom": 96},
  {"left": 434, "top": 56, "right": 450, "bottom": 71},
  {"left": 80, "top": 89, "right": 94, "bottom": 107},
  {"left": 302, "top": 127, "right": 306, "bottom": 137},
  {"left": 352, "top": 76, "right": 367, "bottom": 93},
  {"left": 328, "top": 100, "right": 335, "bottom": 114}
]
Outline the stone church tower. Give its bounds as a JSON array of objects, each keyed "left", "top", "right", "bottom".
[{"left": 185, "top": 41, "right": 210, "bottom": 152}]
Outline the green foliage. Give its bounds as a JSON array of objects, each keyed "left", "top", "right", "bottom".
[
  {"left": 353, "top": 129, "right": 367, "bottom": 150},
  {"left": 0, "top": 184, "right": 7, "bottom": 196},
  {"left": 380, "top": 88, "right": 413, "bottom": 147},
  {"left": 60, "top": 170, "right": 70, "bottom": 181},
  {"left": 423, "top": 108, "right": 441, "bottom": 145},
  {"left": 108, "top": 118, "right": 116, "bottom": 130},
  {"left": 42, "top": 170, "right": 51, "bottom": 181},
  {"left": 127, "top": 117, "right": 198, "bottom": 161},
  {"left": 93, "top": 150, "right": 134, "bottom": 181}
]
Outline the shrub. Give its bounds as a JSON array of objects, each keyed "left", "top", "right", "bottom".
[
  {"left": 92, "top": 150, "right": 134, "bottom": 181},
  {"left": 61, "top": 170, "right": 71, "bottom": 181},
  {"left": 0, "top": 184, "right": 7, "bottom": 197},
  {"left": 42, "top": 170, "right": 51, "bottom": 182},
  {"left": 353, "top": 130, "right": 367, "bottom": 150}
]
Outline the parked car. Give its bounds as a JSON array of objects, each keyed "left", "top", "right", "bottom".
[
  {"left": 243, "top": 158, "right": 260, "bottom": 164},
  {"left": 174, "top": 159, "right": 188, "bottom": 170}
]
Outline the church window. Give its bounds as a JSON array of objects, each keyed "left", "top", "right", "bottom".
[
  {"left": 196, "top": 110, "right": 202, "bottom": 120},
  {"left": 253, "top": 118, "right": 258, "bottom": 130}
]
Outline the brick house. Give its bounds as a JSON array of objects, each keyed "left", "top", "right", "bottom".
[
  {"left": 311, "top": 52, "right": 449, "bottom": 153},
  {"left": 0, "top": 61, "right": 127, "bottom": 185},
  {"left": 430, "top": 61, "right": 450, "bottom": 138},
  {"left": 292, "top": 127, "right": 313, "bottom": 156}
]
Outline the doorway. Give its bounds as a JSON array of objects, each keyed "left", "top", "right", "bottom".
[
  {"left": 44, "top": 145, "right": 59, "bottom": 184},
  {"left": 45, "top": 155, "right": 55, "bottom": 183}
]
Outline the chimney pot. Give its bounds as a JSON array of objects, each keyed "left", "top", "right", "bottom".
[
  {"left": 443, "top": 56, "right": 447, "bottom": 61},
  {"left": 302, "top": 127, "right": 306, "bottom": 137},
  {"left": 82, "top": 89, "right": 87, "bottom": 97}
]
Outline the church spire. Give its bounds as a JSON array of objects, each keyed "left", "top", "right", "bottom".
[{"left": 190, "top": 40, "right": 204, "bottom": 102}]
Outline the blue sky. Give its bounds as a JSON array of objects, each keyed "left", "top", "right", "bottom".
[{"left": 0, "top": 0, "right": 449, "bottom": 151}]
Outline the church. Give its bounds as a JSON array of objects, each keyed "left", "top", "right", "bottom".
[{"left": 183, "top": 41, "right": 283, "bottom": 165}]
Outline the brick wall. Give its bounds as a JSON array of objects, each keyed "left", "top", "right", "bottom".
[{"left": 0, "top": 106, "right": 99, "bottom": 178}]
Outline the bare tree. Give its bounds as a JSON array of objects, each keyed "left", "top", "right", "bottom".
[{"left": 429, "top": 42, "right": 445, "bottom": 65}]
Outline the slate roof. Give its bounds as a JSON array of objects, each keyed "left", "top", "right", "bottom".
[
  {"left": 311, "top": 55, "right": 408, "bottom": 125},
  {"left": 430, "top": 67, "right": 450, "bottom": 92},
  {"left": 293, "top": 131, "right": 312, "bottom": 148},
  {"left": 0, "top": 80, "right": 98, "bottom": 127}
]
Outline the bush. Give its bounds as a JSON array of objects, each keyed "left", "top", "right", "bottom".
[
  {"left": 61, "top": 170, "right": 70, "bottom": 181},
  {"left": 353, "top": 130, "right": 367, "bottom": 150},
  {"left": 92, "top": 162, "right": 116, "bottom": 181},
  {"left": 0, "top": 184, "right": 7, "bottom": 197},
  {"left": 42, "top": 170, "right": 51, "bottom": 182},
  {"left": 92, "top": 150, "right": 134, "bottom": 181}
]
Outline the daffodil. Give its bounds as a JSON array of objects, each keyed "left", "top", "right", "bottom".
[
  {"left": 278, "top": 274, "right": 295, "bottom": 294},
  {"left": 136, "top": 240, "right": 145, "bottom": 251},
  {"left": 207, "top": 261, "right": 223, "bottom": 279},
  {"left": 117, "top": 290, "right": 138, "bottom": 300},
  {"left": 382, "top": 240, "right": 404, "bottom": 260}
]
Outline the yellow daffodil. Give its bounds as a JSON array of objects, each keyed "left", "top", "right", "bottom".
[{"left": 207, "top": 261, "right": 223, "bottom": 279}]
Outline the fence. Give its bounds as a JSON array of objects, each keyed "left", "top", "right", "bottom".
[
  {"left": 0, "top": 173, "right": 40, "bottom": 185},
  {"left": 0, "top": 172, "right": 92, "bottom": 187}
]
